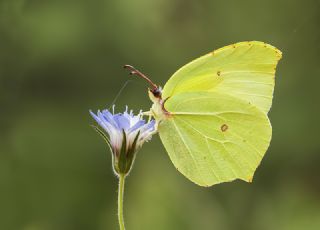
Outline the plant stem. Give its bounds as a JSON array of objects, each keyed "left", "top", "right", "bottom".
[{"left": 118, "top": 173, "right": 126, "bottom": 230}]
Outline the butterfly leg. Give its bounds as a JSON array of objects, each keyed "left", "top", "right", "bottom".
[
  {"left": 142, "top": 111, "right": 153, "bottom": 122},
  {"left": 142, "top": 111, "right": 152, "bottom": 116},
  {"left": 142, "top": 111, "right": 152, "bottom": 115},
  {"left": 142, "top": 110, "right": 159, "bottom": 132},
  {"left": 150, "top": 120, "right": 159, "bottom": 134}
]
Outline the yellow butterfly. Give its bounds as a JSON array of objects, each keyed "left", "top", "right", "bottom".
[{"left": 125, "top": 41, "right": 282, "bottom": 187}]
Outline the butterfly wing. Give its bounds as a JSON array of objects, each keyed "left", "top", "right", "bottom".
[
  {"left": 158, "top": 91, "right": 271, "bottom": 186},
  {"left": 162, "top": 41, "right": 282, "bottom": 114}
]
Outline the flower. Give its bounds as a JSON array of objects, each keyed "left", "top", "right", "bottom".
[{"left": 90, "top": 106, "right": 156, "bottom": 175}]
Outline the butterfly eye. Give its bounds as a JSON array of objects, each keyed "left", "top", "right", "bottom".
[{"left": 151, "top": 88, "right": 162, "bottom": 98}]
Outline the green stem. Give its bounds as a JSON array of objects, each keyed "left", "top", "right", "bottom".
[{"left": 118, "top": 174, "right": 126, "bottom": 230}]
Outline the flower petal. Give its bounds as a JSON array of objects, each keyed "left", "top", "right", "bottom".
[
  {"left": 101, "top": 110, "right": 119, "bottom": 128},
  {"left": 113, "top": 114, "right": 131, "bottom": 130},
  {"left": 128, "top": 120, "right": 145, "bottom": 133}
]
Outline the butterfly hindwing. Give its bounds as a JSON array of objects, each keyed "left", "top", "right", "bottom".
[{"left": 158, "top": 91, "right": 271, "bottom": 186}]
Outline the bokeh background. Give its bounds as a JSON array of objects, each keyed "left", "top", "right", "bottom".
[{"left": 1, "top": 0, "right": 319, "bottom": 229}]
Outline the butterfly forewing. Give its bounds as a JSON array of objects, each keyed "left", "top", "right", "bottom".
[{"left": 162, "top": 41, "right": 282, "bottom": 114}]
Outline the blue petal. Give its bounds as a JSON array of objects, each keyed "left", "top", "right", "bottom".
[
  {"left": 90, "top": 110, "right": 105, "bottom": 127},
  {"left": 113, "top": 114, "right": 130, "bottom": 130},
  {"left": 128, "top": 120, "right": 146, "bottom": 133},
  {"left": 144, "top": 120, "right": 156, "bottom": 132},
  {"left": 122, "top": 111, "right": 132, "bottom": 120},
  {"left": 89, "top": 110, "right": 99, "bottom": 122},
  {"left": 90, "top": 110, "right": 112, "bottom": 133},
  {"left": 100, "top": 110, "right": 119, "bottom": 128},
  {"left": 137, "top": 120, "right": 155, "bottom": 139}
]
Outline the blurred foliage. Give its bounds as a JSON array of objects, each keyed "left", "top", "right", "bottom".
[{"left": 0, "top": 0, "right": 319, "bottom": 229}]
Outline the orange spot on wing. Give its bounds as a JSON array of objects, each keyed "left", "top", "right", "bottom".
[{"left": 221, "top": 124, "right": 228, "bottom": 132}]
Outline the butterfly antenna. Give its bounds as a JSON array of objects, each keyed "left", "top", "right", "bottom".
[{"left": 123, "top": 65, "right": 157, "bottom": 90}]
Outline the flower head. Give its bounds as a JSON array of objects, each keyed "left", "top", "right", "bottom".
[{"left": 90, "top": 106, "right": 156, "bottom": 175}]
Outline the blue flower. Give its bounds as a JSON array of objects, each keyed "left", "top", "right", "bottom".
[{"left": 90, "top": 106, "right": 156, "bottom": 175}]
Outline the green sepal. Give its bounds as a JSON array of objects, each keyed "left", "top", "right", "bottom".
[
  {"left": 116, "top": 129, "right": 127, "bottom": 174},
  {"left": 91, "top": 125, "right": 140, "bottom": 176},
  {"left": 124, "top": 131, "right": 140, "bottom": 174}
]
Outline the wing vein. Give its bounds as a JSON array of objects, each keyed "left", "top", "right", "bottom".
[
  {"left": 230, "top": 130, "right": 263, "bottom": 157},
  {"left": 171, "top": 119, "right": 207, "bottom": 185},
  {"left": 172, "top": 111, "right": 251, "bottom": 116},
  {"left": 223, "top": 80, "right": 274, "bottom": 85},
  {"left": 176, "top": 116, "right": 247, "bottom": 178},
  {"left": 223, "top": 70, "right": 274, "bottom": 74}
]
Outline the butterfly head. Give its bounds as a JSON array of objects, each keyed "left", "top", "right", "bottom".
[
  {"left": 123, "top": 65, "right": 170, "bottom": 121},
  {"left": 148, "top": 86, "right": 163, "bottom": 104},
  {"left": 150, "top": 86, "right": 162, "bottom": 98}
]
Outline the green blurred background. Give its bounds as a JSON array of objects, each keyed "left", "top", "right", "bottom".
[{"left": 0, "top": 0, "right": 319, "bottom": 229}]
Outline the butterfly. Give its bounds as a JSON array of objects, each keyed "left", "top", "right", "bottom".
[{"left": 124, "top": 41, "right": 282, "bottom": 187}]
